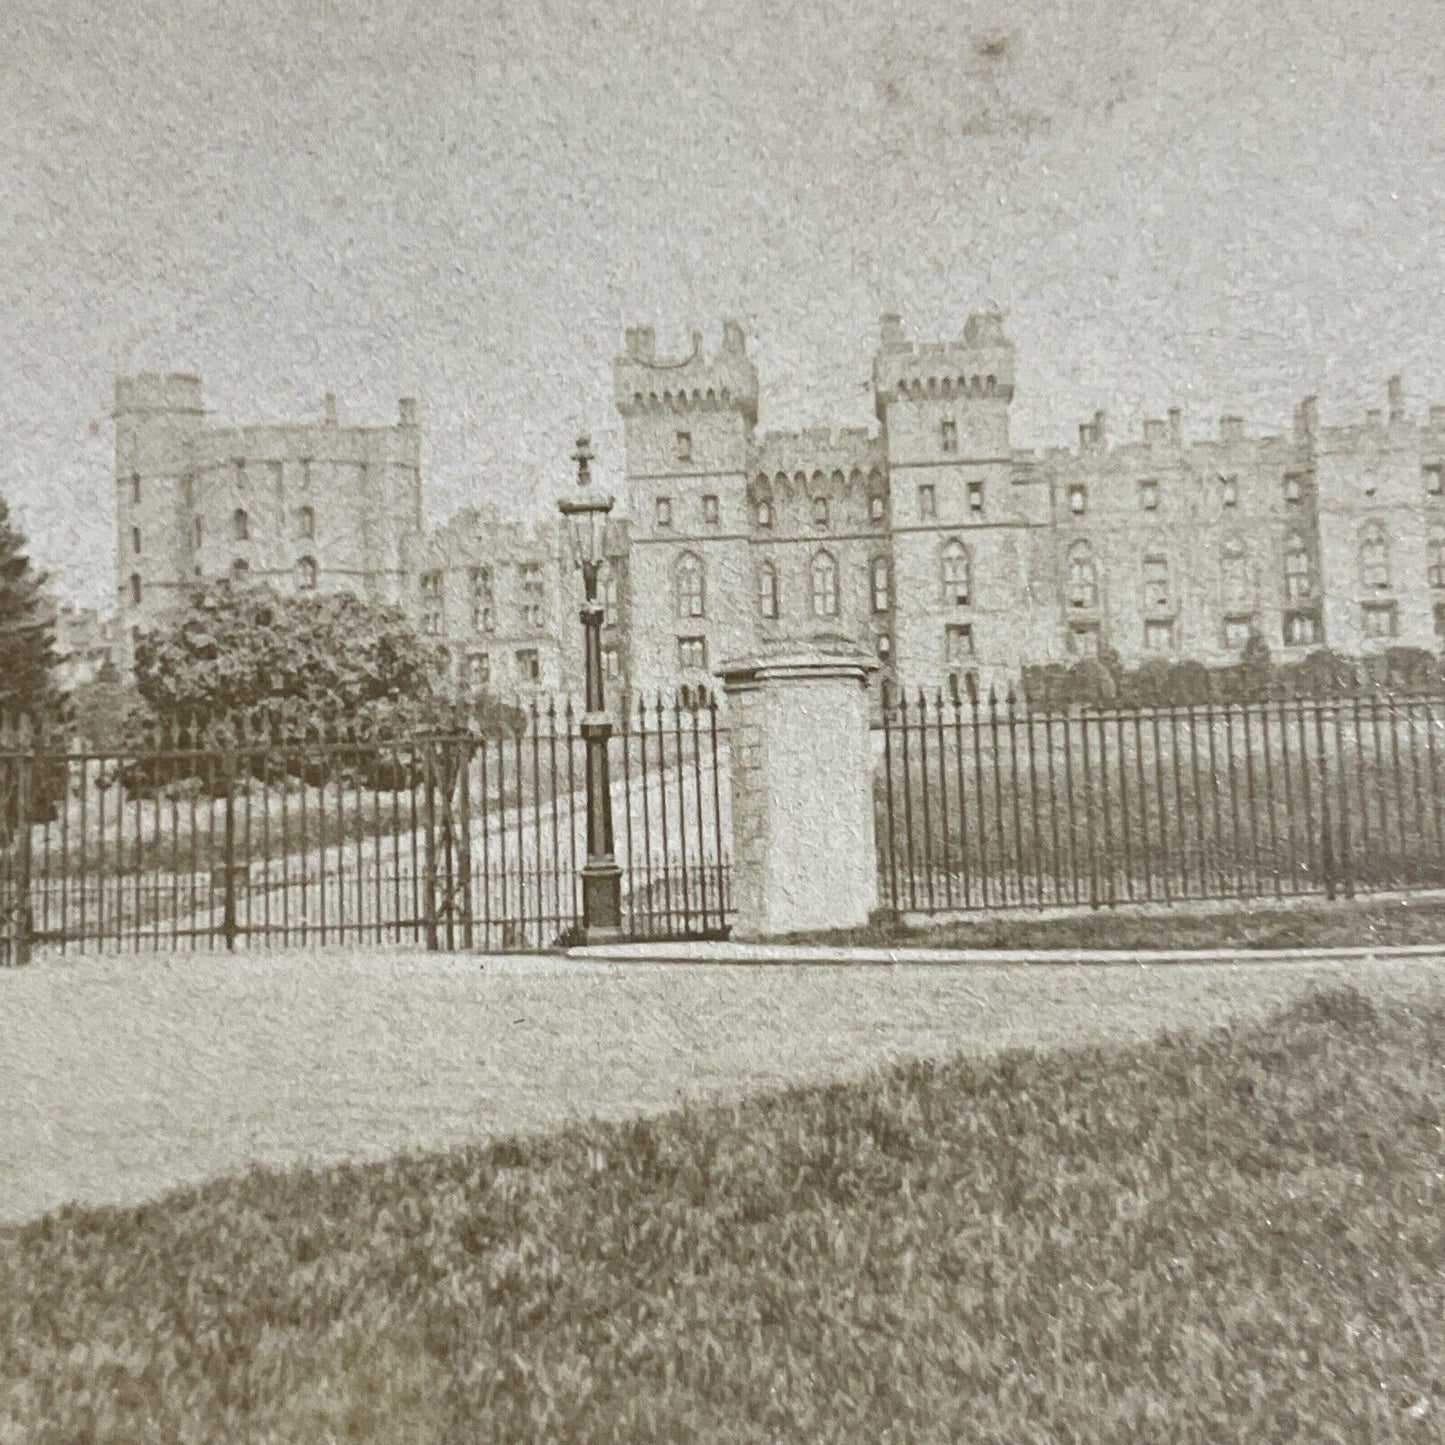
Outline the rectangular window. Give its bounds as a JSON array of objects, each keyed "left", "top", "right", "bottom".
[
  {"left": 519, "top": 562, "right": 545, "bottom": 628},
  {"left": 702, "top": 494, "right": 719, "bottom": 526},
  {"left": 675, "top": 431, "right": 692, "bottom": 462},
  {"left": 1435, "top": 602, "right": 1445, "bottom": 638},
  {"left": 1140, "top": 479, "right": 1159, "bottom": 510},
  {"left": 515, "top": 648, "right": 540, "bottom": 683},
  {"left": 655, "top": 496, "right": 672, "bottom": 529},
  {"left": 1068, "top": 483, "right": 1087, "bottom": 515},
  {"left": 130, "top": 474, "right": 141, "bottom": 506},
  {"left": 678, "top": 635, "right": 707, "bottom": 671},
  {"left": 1068, "top": 623, "right": 1099, "bottom": 658},
  {"left": 1223, "top": 617, "right": 1252, "bottom": 650},
  {"left": 470, "top": 567, "right": 495, "bottom": 632},
  {"left": 917, "top": 484, "right": 936, "bottom": 520},
  {"left": 1361, "top": 602, "right": 1398, "bottom": 640},
  {"left": 812, "top": 496, "right": 829, "bottom": 528},
  {"left": 870, "top": 494, "right": 886, "bottom": 523},
  {"left": 967, "top": 481, "right": 984, "bottom": 513},
  {"left": 756, "top": 499, "right": 773, "bottom": 528},
  {"left": 1425, "top": 464, "right": 1444, "bottom": 497},
  {"left": 420, "top": 569, "right": 444, "bottom": 635},
  {"left": 1284, "top": 610, "right": 1320, "bottom": 647},
  {"left": 465, "top": 651, "right": 491, "bottom": 687},
  {"left": 1284, "top": 473, "right": 1304, "bottom": 504},
  {"left": 871, "top": 557, "right": 890, "bottom": 614},
  {"left": 131, "top": 526, "right": 141, "bottom": 555},
  {"left": 1142, "top": 556, "right": 1170, "bottom": 610},
  {"left": 192, "top": 517, "right": 203, "bottom": 549},
  {"left": 602, "top": 643, "right": 621, "bottom": 678},
  {"left": 940, "top": 418, "right": 958, "bottom": 453},
  {"left": 944, "top": 623, "right": 974, "bottom": 663},
  {"left": 1143, "top": 619, "right": 1175, "bottom": 654},
  {"left": 1221, "top": 475, "right": 1239, "bottom": 508}
]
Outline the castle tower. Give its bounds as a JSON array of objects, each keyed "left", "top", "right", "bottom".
[
  {"left": 113, "top": 373, "right": 205, "bottom": 662},
  {"left": 875, "top": 313, "right": 1049, "bottom": 694},
  {"left": 614, "top": 322, "right": 759, "bottom": 695}
]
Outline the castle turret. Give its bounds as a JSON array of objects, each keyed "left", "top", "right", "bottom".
[
  {"left": 614, "top": 323, "right": 760, "bottom": 695},
  {"left": 113, "top": 373, "right": 204, "bottom": 656},
  {"left": 873, "top": 313, "right": 1047, "bottom": 693}
]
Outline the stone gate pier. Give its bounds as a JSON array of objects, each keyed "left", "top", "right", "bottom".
[{"left": 716, "top": 639, "right": 879, "bottom": 939}]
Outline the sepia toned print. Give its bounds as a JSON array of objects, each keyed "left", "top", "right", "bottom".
[{"left": 3, "top": 0, "right": 1444, "bottom": 1439}]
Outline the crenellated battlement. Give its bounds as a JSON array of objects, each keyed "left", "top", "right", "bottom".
[
  {"left": 872, "top": 311, "right": 1016, "bottom": 404},
  {"left": 752, "top": 425, "right": 885, "bottom": 479},
  {"left": 614, "top": 320, "right": 759, "bottom": 425}
]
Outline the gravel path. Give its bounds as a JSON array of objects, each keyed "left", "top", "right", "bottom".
[{"left": 3, "top": 947, "right": 1442, "bottom": 1225}]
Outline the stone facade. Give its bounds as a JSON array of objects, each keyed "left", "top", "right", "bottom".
[
  {"left": 617, "top": 315, "right": 1445, "bottom": 698},
  {"left": 113, "top": 375, "right": 422, "bottom": 666},
  {"left": 400, "top": 505, "right": 630, "bottom": 701}
]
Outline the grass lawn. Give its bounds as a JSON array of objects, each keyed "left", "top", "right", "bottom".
[
  {"left": 791, "top": 893, "right": 1445, "bottom": 954},
  {"left": 3, "top": 985, "right": 1442, "bottom": 1443}
]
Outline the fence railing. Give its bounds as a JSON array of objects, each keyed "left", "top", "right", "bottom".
[
  {"left": 0, "top": 698, "right": 731, "bottom": 961},
  {"left": 876, "top": 684, "right": 1445, "bottom": 915}
]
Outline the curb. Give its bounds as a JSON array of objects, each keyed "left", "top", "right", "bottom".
[{"left": 564, "top": 942, "right": 1445, "bottom": 968}]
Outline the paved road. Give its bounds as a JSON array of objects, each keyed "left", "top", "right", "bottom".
[{"left": 2, "top": 947, "right": 1441, "bottom": 1225}]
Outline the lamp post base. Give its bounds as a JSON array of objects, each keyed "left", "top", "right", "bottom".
[{"left": 580, "top": 857, "right": 623, "bottom": 940}]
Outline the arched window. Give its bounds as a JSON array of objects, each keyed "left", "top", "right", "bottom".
[
  {"left": 1221, "top": 539, "right": 1252, "bottom": 613},
  {"left": 298, "top": 505, "right": 315, "bottom": 541},
  {"left": 232, "top": 507, "right": 249, "bottom": 542},
  {"left": 129, "top": 573, "right": 142, "bottom": 606},
  {"left": 941, "top": 539, "right": 972, "bottom": 607},
  {"left": 675, "top": 551, "right": 705, "bottom": 619},
  {"left": 470, "top": 565, "right": 494, "bottom": 631},
  {"left": 1361, "top": 523, "right": 1391, "bottom": 591},
  {"left": 756, "top": 498, "right": 773, "bottom": 528},
  {"left": 810, "top": 550, "right": 839, "bottom": 617},
  {"left": 1284, "top": 535, "right": 1311, "bottom": 602},
  {"left": 295, "top": 555, "right": 317, "bottom": 590},
  {"left": 231, "top": 558, "right": 249, "bottom": 580},
  {"left": 1430, "top": 532, "right": 1445, "bottom": 590},
  {"left": 1066, "top": 541, "right": 1097, "bottom": 609},
  {"left": 757, "top": 560, "right": 779, "bottom": 619}
]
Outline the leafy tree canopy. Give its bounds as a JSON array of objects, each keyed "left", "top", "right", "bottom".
[
  {"left": 0, "top": 497, "right": 62, "bottom": 721},
  {"left": 132, "top": 581, "right": 449, "bottom": 726}
]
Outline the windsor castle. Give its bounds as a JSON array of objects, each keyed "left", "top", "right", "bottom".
[{"left": 111, "top": 315, "right": 1445, "bottom": 700}]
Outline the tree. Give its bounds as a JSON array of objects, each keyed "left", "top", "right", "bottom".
[
  {"left": 132, "top": 580, "right": 449, "bottom": 726},
  {"left": 0, "top": 498, "right": 63, "bottom": 722}
]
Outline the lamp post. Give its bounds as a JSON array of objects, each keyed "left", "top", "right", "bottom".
[{"left": 558, "top": 434, "right": 622, "bottom": 940}]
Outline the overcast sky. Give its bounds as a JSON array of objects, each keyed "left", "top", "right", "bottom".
[{"left": 4, "top": 0, "right": 1444, "bottom": 609}]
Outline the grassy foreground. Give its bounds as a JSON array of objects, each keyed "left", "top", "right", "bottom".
[
  {"left": 792, "top": 894, "right": 1445, "bottom": 953},
  {"left": 2, "top": 989, "right": 1442, "bottom": 1443}
]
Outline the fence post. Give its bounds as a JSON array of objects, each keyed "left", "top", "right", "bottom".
[
  {"left": 5, "top": 716, "right": 35, "bottom": 965},
  {"left": 715, "top": 640, "right": 879, "bottom": 938},
  {"left": 222, "top": 735, "right": 238, "bottom": 951}
]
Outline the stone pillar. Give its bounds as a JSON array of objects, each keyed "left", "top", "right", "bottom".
[{"left": 715, "top": 641, "right": 880, "bottom": 938}]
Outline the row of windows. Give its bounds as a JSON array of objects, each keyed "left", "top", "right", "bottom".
[
  {"left": 419, "top": 563, "right": 607, "bottom": 635},
  {"left": 126, "top": 556, "right": 318, "bottom": 605},
  {"left": 460, "top": 648, "right": 543, "bottom": 686},
  {"left": 177, "top": 507, "right": 318, "bottom": 546},
  {"left": 657, "top": 493, "right": 890, "bottom": 532},
  {"left": 675, "top": 550, "right": 892, "bottom": 623}
]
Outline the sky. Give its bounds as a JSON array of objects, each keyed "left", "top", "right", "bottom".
[{"left": 4, "top": 0, "right": 1444, "bottom": 610}]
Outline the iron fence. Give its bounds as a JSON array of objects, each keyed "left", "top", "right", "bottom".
[
  {"left": 0, "top": 698, "right": 731, "bottom": 961},
  {"left": 876, "top": 683, "right": 1445, "bottom": 914}
]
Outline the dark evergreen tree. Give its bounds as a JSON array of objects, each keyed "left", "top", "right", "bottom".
[{"left": 0, "top": 498, "right": 62, "bottom": 722}]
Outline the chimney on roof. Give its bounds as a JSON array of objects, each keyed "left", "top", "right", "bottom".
[
  {"left": 1388, "top": 375, "right": 1405, "bottom": 424},
  {"left": 398, "top": 398, "right": 417, "bottom": 428},
  {"left": 1219, "top": 415, "right": 1244, "bottom": 444},
  {"left": 879, "top": 313, "right": 908, "bottom": 352},
  {"left": 1295, "top": 395, "right": 1318, "bottom": 444},
  {"left": 324, "top": 393, "right": 338, "bottom": 427},
  {"left": 721, "top": 319, "right": 746, "bottom": 354},
  {"left": 1143, "top": 418, "right": 1167, "bottom": 444}
]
